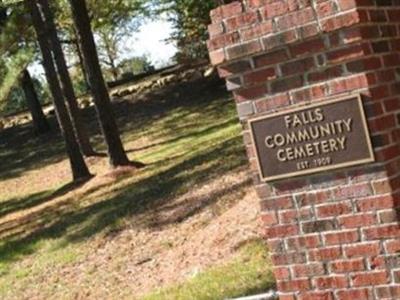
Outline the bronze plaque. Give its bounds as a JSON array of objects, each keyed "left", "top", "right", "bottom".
[{"left": 249, "top": 94, "right": 375, "bottom": 182}]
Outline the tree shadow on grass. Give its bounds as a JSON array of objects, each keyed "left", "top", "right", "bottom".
[
  {"left": 0, "top": 180, "right": 88, "bottom": 219},
  {"left": 0, "top": 136, "right": 247, "bottom": 266},
  {"left": 125, "top": 117, "right": 238, "bottom": 154},
  {"left": 0, "top": 121, "right": 66, "bottom": 181},
  {"left": 0, "top": 76, "right": 228, "bottom": 182}
]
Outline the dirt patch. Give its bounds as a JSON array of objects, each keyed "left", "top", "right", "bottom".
[{"left": 4, "top": 169, "right": 261, "bottom": 299}]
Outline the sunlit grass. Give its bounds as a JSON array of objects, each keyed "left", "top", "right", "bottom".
[
  {"left": 142, "top": 240, "right": 275, "bottom": 300},
  {"left": 0, "top": 79, "right": 274, "bottom": 299}
]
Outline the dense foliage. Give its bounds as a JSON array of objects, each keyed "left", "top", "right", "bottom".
[{"left": 155, "top": 0, "right": 218, "bottom": 62}]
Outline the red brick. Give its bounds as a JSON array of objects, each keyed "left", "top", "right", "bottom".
[
  {"left": 262, "top": 1, "right": 289, "bottom": 19},
  {"left": 254, "top": 94, "right": 290, "bottom": 112},
  {"left": 380, "top": 25, "right": 397, "bottom": 38},
  {"left": 287, "top": 235, "right": 321, "bottom": 250},
  {"left": 330, "top": 258, "right": 365, "bottom": 273},
  {"left": 324, "top": 230, "right": 359, "bottom": 245},
  {"left": 337, "top": 288, "right": 372, "bottom": 300},
  {"left": 262, "top": 30, "right": 297, "bottom": 50},
  {"left": 326, "top": 44, "right": 369, "bottom": 64},
  {"left": 297, "top": 23, "right": 319, "bottom": 39},
  {"left": 217, "top": 60, "right": 251, "bottom": 78},
  {"left": 253, "top": 49, "right": 289, "bottom": 68},
  {"left": 299, "top": 291, "right": 333, "bottom": 300},
  {"left": 208, "top": 23, "right": 224, "bottom": 37},
  {"left": 209, "top": 49, "right": 225, "bottom": 65},
  {"left": 376, "top": 286, "right": 400, "bottom": 299},
  {"left": 356, "top": 195, "right": 396, "bottom": 212},
  {"left": 292, "top": 263, "right": 325, "bottom": 278},
  {"left": 234, "top": 84, "right": 267, "bottom": 102},
  {"left": 329, "top": 75, "right": 369, "bottom": 95},
  {"left": 243, "top": 67, "right": 276, "bottom": 85},
  {"left": 289, "top": 38, "right": 325, "bottom": 57},
  {"left": 384, "top": 53, "right": 400, "bottom": 68},
  {"left": 225, "top": 11, "right": 259, "bottom": 32},
  {"left": 277, "top": 279, "right": 311, "bottom": 292},
  {"left": 281, "top": 57, "right": 315, "bottom": 76},
  {"left": 210, "top": 2, "right": 243, "bottom": 22},
  {"left": 369, "top": 9, "right": 388, "bottom": 22},
  {"left": 337, "top": 0, "right": 358, "bottom": 11},
  {"left": 338, "top": 213, "right": 377, "bottom": 228},
  {"left": 226, "top": 40, "right": 262, "bottom": 60},
  {"left": 321, "top": 11, "right": 363, "bottom": 32},
  {"left": 241, "top": 21, "right": 273, "bottom": 41},
  {"left": 279, "top": 209, "right": 297, "bottom": 224},
  {"left": 296, "top": 190, "right": 331, "bottom": 207},
  {"left": 264, "top": 224, "right": 299, "bottom": 238},
  {"left": 279, "top": 294, "right": 296, "bottom": 300},
  {"left": 247, "top": 0, "right": 268, "bottom": 8},
  {"left": 386, "top": 239, "right": 400, "bottom": 254},
  {"left": 333, "top": 182, "right": 372, "bottom": 200},
  {"left": 260, "top": 195, "right": 293, "bottom": 210},
  {"left": 369, "top": 85, "right": 390, "bottom": 101},
  {"left": 309, "top": 247, "right": 342, "bottom": 261},
  {"left": 384, "top": 97, "right": 400, "bottom": 112},
  {"left": 308, "top": 66, "right": 343, "bottom": 83},
  {"left": 291, "top": 84, "right": 328, "bottom": 103},
  {"left": 316, "top": 1, "right": 336, "bottom": 18},
  {"left": 344, "top": 242, "right": 380, "bottom": 258},
  {"left": 273, "top": 266, "right": 290, "bottom": 280},
  {"left": 260, "top": 212, "right": 277, "bottom": 225},
  {"left": 391, "top": 38, "right": 400, "bottom": 51},
  {"left": 272, "top": 252, "right": 306, "bottom": 266},
  {"left": 314, "top": 276, "right": 348, "bottom": 289},
  {"left": 270, "top": 75, "right": 303, "bottom": 93},
  {"left": 376, "top": 144, "right": 400, "bottom": 161},
  {"left": 267, "top": 239, "right": 284, "bottom": 252},
  {"left": 375, "top": 69, "right": 396, "bottom": 83},
  {"left": 276, "top": 7, "right": 314, "bottom": 30},
  {"left": 207, "top": 32, "right": 240, "bottom": 51},
  {"left": 351, "top": 271, "right": 388, "bottom": 287},
  {"left": 387, "top": 9, "right": 400, "bottom": 21},
  {"left": 364, "top": 224, "right": 400, "bottom": 240},
  {"left": 346, "top": 57, "right": 382, "bottom": 73},
  {"left": 372, "top": 179, "right": 392, "bottom": 194},
  {"left": 317, "top": 202, "right": 352, "bottom": 218},
  {"left": 379, "top": 209, "right": 398, "bottom": 224}
]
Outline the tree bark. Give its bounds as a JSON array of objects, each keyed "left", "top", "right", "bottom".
[
  {"left": 73, "top": 31, "right": 91, "bottom": 91},
  {"left": 20, "top": 69, "right": 51, "bottom": 135},
  {"left": 38, "top": 0, "right": 96, "bottom": 157},
  {"left": 26, "top": 0, "right": 92, "bottom": 181},
  {"left": 68, "top": 0, "right": 135, "bottom": 167}
]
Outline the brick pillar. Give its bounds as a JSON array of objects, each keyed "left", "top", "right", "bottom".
[{"left": 207, "top": 1, "right": 400, "bottom": 299}]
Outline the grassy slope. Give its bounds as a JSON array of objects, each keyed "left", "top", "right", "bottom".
[
  {"left": 143, "top": 240, "right": 274, "bottom": 300},
  {"left": 0, "top": 77, "right": 274, "bottom": 299}
]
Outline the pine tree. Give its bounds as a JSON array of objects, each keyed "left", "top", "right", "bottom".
[
  {"left": 68, "top": 0, "right": 143, "bottom": 168},
  {"left": 25, "top": 0, "right": 92, "bottom": 181},
  {"left": 20, "top": 68, "right": 50, "bottom": 134},
  {"left": 38, "top": 0, "right": 96, "bottom": 156}
]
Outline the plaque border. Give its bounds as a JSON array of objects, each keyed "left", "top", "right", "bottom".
[{"left": 248, "top": 94, "right": 375, "bottom": 182}]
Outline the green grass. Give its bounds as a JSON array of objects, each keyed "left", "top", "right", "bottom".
[
  {"left": 0, "top": 77, "right": 274, "bottom": 299},
  {"left": 142, "top": 240, "right": 275, "bottom": 300}
]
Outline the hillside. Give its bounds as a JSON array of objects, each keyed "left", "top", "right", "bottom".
[{"left": 0, "top": 72, "right": 274, "bottom": 299}]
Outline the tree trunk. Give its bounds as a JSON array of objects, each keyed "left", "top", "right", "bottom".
[
  {"left": 38, "top": 0, "right": 96, "bottom": 157},
  {"left": 108, "top": 55, "right": 119, "bottom": 81},
  {"left": 0, "top": 7, "right": 6, "bottom": 27},
  {"left": 26, "top": 0, "right": 92, "bottom": 181},
  {"left": 68, "top": 0, "right": 137, "bottom": 168},
  {"left": 20, "top": 69, "right": 51, "bottom": 135},
  {"left": 73, "top": 27, "right": 91, "bottom": 91}
]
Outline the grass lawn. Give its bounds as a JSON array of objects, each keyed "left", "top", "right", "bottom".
[{"left": 0, "top": 76, "right": 274, "bottom": 299}]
